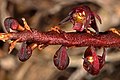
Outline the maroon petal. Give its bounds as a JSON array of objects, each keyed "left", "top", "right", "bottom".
[
  {"left": 83, "top": 6, "right": 92, "bottom": 29},
  {"left": 92, "top": 12, "right": 102, "bottom": 24},
  {"left": 18, "top": 41, "right": 32, "bottom": 62},
  {"left": 53, "top": 45, "right": 69, "bottom": 70},
  {"left": 89, "top": 14, "right": 99, "bottom": 33},
  {"left": 4, "top": 17, "right": 19, "bottom": 32}
]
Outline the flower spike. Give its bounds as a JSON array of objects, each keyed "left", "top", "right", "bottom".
[{"left": 1, "top": 5, "right": 119, "bottom": 76}]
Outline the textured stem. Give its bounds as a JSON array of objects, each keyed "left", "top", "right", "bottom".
[{"left": 6, "top": 29, "right": 120, "bottom": 48}]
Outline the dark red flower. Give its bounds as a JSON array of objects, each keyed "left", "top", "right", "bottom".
[
  {"left": 4, "top": 17, "right": 19, "bottom": 32},
  {"left": 4, "top": 17, "right": 25, "bottom": 32},
  {"left": 59, "top": 5, "right": 101, "bottom": 33},
  {"left": 83, "top": 46, "right": 106, "bottom": 75},
  {"left": 17, "top": 41, "right": 32, "bottom": 62},
  {"left": 53, "top": 46, "right": 69, "bottom": 70}
]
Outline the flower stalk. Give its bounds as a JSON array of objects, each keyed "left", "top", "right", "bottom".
[{"left": 0, "top": 28, "right": 120, "bottom": 48}]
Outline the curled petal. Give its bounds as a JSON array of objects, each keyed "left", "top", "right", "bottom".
[
  {"left": 90, "top": 14, "right": 99, "bottom": 33},
  {"left": 4, "top": 17, "right": 19, "bottom": 32},
  {"left": 17, "top": 41, "right": 32, "bottom": 62},
  {"left": 53, "top": 45, "right": 69, "bottom": 70}
]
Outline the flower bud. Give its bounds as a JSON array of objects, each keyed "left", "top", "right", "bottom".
[
  {"left": 18, "top": 41, "right": 32, "bottom": 62},
  {"left": 53, "top": 46, "right": 69, "bottom": 70}
]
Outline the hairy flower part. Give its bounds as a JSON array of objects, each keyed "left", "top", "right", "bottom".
[
  {"left": 18, "top": 41, "right": 32, "bottom": 62},
  {"left": 59, "top": 5, "right": 101, "bottom": 33},
  {"left": 53, "top": 45, "right": 69, "bottom": 70},
  {"left": 83, "top": 46, "right": 106, "bottom": 75}
]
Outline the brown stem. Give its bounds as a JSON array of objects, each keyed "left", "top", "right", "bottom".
[{"left": 1, "top": 29, "right": 120, "bottom": 48}]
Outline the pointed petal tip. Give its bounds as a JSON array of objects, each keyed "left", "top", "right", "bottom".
[
  {"left": 58, "top": 16, "right": 70, "bottom": 25},
  {"left": 93, "top": 12, "right": 102, "bottom": 24}
]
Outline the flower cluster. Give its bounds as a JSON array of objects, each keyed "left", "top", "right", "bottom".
[{"left": 58, "top": 5, "right": 106, "bottom": 75}]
